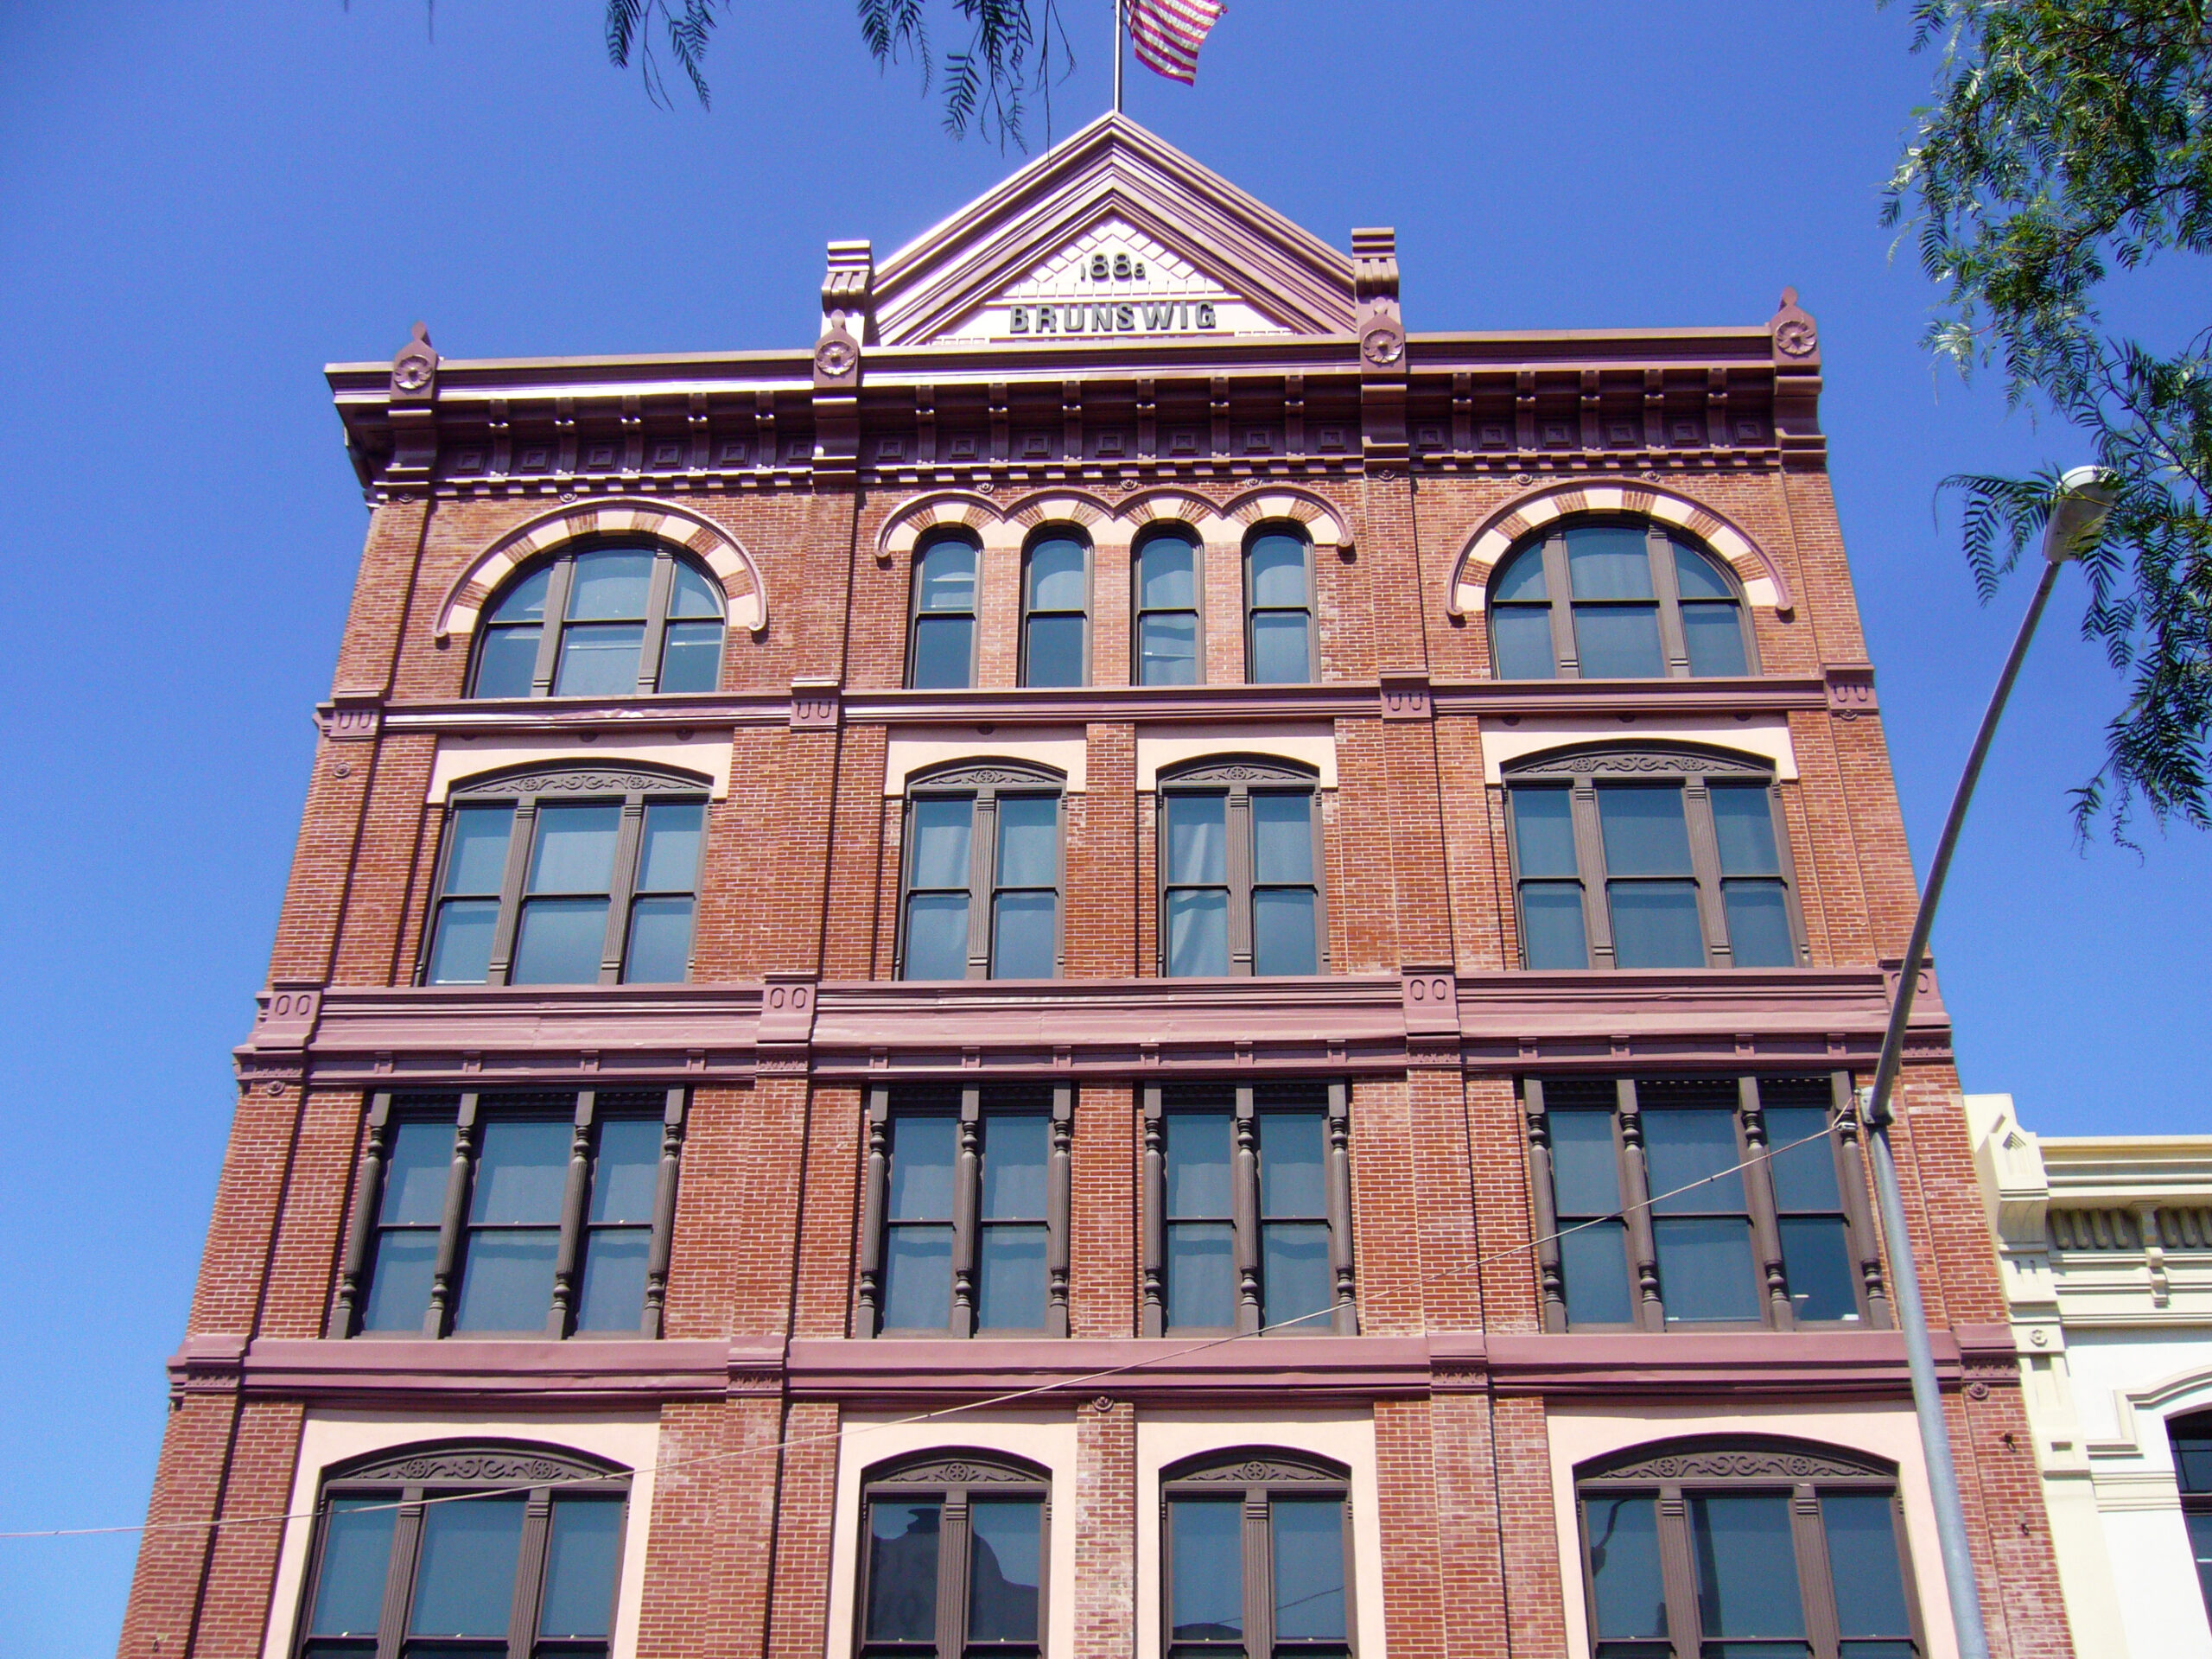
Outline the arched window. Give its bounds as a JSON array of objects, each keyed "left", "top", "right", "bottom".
[
  {"left": 1490, "top": 518, "right": 1755, "bottom": 680},
  {"left": 899, "top": 762, "right": 1065, "bottom": 980},
  {"left": 858, "top": 1451, "right": 1049, "bottom": 1659},
  {"left": 1574, "top": 1437, "right": 1922, "bottom": 1659},
  {"left": 423, "top": 765, "right": 708, "bottom": 986},
  {"left": 1244, "top": 526, "right": 1314, "bottom": 684},
  {"left": 911, "top": 532, "right": 982, "bottom": 690},
  {"left": 1160, "top": 1449, "right": 1354, "bottom": 1659},
  {"left": 1135, "top": 525, "right": 1204, "bottom": 685},
  {"left": 2168, "top": 1413, "right": 2212, "bottom": 1622},
  {"left": 1502, "top": 747, "right": 1804, "bottom": 970},
  {"left": 470, "top": 541, "right": 726, "bottom": 698},
  {"left": 1158, "top": 759, "right": 1325, "bottom": 977},
  {"left": 1021, "top": 529, "right": 1090, "bottom": 687},
  {"left": 295, "top": 1440, "right": 630, "bottom": 1659}
]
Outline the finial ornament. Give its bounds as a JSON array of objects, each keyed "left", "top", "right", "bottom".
[{"left": 391, "top": 321, "right": 439, "bottom": 399}]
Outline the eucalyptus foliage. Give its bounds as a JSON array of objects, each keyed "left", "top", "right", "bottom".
[
  {"left": 605, "top": 0, "right": 1072, "bottom": 149},
  {"left": 1885, "top": 0, "right": 2212, "bottom": 836}
]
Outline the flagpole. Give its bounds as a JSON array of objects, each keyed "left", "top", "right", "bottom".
[{"left": 1113, "top": 0, "right": 1124, "bottom": 111}]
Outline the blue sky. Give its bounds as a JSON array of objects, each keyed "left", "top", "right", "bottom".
[{"left": 2, "top": 3, "right": 2206, "bottom": 1652}]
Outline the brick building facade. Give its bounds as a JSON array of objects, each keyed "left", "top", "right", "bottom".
[{"left": 122, "top": 117, "right": 2068, "bottom": 1659}]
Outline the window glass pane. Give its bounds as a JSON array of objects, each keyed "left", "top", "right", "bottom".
[
  {"left": 1167, "top": 1224, "right": 1236, "bottom": 1328},
  {"left": 1585, "top": 1494, "right": 1668, "bottom": 1641},
  {"left": 1025, "top": 613, "right": 1086, "bottom": 686},
  {"left": 1259, "top": 1113, "right": 1325, "bottom": 1216},
  {"left": 1166, "top": 890, "right": 1230, "bottom": 977},
  {"left": 1248, "top": 532, "right": 1311, "bottom": 606},
  {"left": 632, "top": 802, "right": 704, "bottom": 893},
  {"left": 1141, "top": 613, "right": 1199, "bottom": 684},
  {"left": 474, "top": 626, "right": 542, "bottom": 698},
  {"left": 1654, "top": 1218, "right": 1761, "bottom": 1322},
  {"left": 1548, "top": 1110, "right": 1623, "bottom": 1214},
  {"left": 446, "top": 805, "right": 518, "bottom": 895},
  {"left": 539, "top": 1497, "right": 623, "bottom": 1639},
  {"left": 1252, "top": 793, "right": 1315, "bottom": 883},
  {"left": 1253, "top": 889, "right": 1319, "bottom": 976},
  {"left": 1673, "top": 542, "right": 1735, "bottom": 600},
  {"left": 977, "top": 1225, "right": 1048, "bottom": 1330},
  {"left": 361, "top": 1233, "right": 436, "bottom": 1332},
  {"left": 982, "top": 1116, "right": 1048, "bottom": 1218},
  {"left": 1520, "top": 884, "right": 1590, "bottom": 969},
  {"left": 968, "top": 1498, "right": 1043, "bottom": 1643},
  {"left": 1566, "top": 528, "right": 1656, "bottom": 599},
  {"left": 1492, "top": 606, "right": 1557, "bottom": 679},
  {"left": 530, "top": 804, "right": 621, "bottom": 893},
  {"left": 1494, "top": 543, "right": 1548, "bottom": 602},
  {"left": 1249, "top": 610, "right": 1313, "bottom": 683},
  {"left": 1723, "top": 882, "right": 1796, "bottom": 967},
  {"left": 1779, "top": 1217, "right": 1859, "bottom": 1321},
  {"left": 670, "top": 559, "right": 723, "bottom": 618},
  {"left": 575, "top": 1230, "right": 650, "bottom": 1332},
  {"left": 410, "top": 1496, "right": 526, "bottom": 1636},
  {"left": 1691, "top": 1494, "right": 1807, "bottom": 1639},
  {"left": 658, "top": 620, "right": 724, "bottom": 693},
  {"left": 512, "top": 898, "right": 612, "bottom": 984},
  {"left": 455, "top": 1230, "right": 559, "bottom": 1330},
  {"left": 866, "top": 1499, "right": 941, "bottom": 1642},
  {"left": 1262, "top": 1223, "right": 1331, "bottom": 1325},
  {"left": 1607, "top": 883, "right": 1707, "bottom": 969},
  {"left": 888, "top": 1116, "right": 957, "bottom": 1220},
  {"left": 1597, "top": 785, "right": 1693, "bottom": 875},
  {"left": 911, "top": 614, "right": 976, "bottom": 688},
  {"left": 382, "top": 1122, "right": 459, "bottom": 1224},
  {"left": 470, "top": 1121, "right": 569, "bottom": 1224},
  {"left": 882, "top": 1228, "right": 954, "bottom": 1330},
  {"left": 590, "top": 1118, "right": 664, "bottom": 1220},
  {"left": 1764, "top": 1108, "right": 1841, "bottom": 1211},
  {"left": 918, "top": 540, "right": 978, "bottom": 611},
  {"left": 1166, "top": 794, "right": 1228, "bottom": 884},
  {"left": 2173, "top": 1424, "right": 2212, "bottom": 1492},
  {"left": 1573, "top": 605, "right": 1665, "bottom": 678},
  {"left": 1271, "top": 1498, "right": 1347, "bottom": 1640},
  {"left": 1166, "top": 1114, "right": 1232, "bottom": 1215},
  {"left": 567, "top": 550, "right": 653, "bottom": 620},
  {"left": 2190, "top": 1510, "right": 2212, "bottom": 1618},
  {"left": 904, "top": 893, "right": 971, "bottom": 979},
  {"left": 624, "top": 895, "right": 695, "bottom": 982},
  {"left": 1027, "top": 536, "right": 1087, "bottom": 610},
  {"left": 1141, "top": 536, "right": 1198, "bottom": 608},
  {"left": 1510, "top": 787, "right": 1580, "bottom": 878},
  {"left": 554, "top": 621, "right": 647, "bottom": 696},
  {"left": 910, "top": 797, "right": 974, "bottom": 890},
  {"left": 992, "top": 892, "right": 1057, "bottom": 978},
  {"left": 1169, "top": 1498, "right": 1244, "bottom": 1640},
  {"left": 996, "top": 796, "right": 1058, "bottom": 888},
  {"left": 1646, "top": 1109, "right": 1748, "bottom": 1213},
  {"left": 308, "top": 1498, "right": 397, "bottom": 1636},
  {"left": 1560, "top": 1221, "right": 1634, "bottom": 1325},
  {"left": 1710, "top": 785, "right": 1782, "bottom": 875},
  {"left": 1682, "top": 603, "right": 1749, "bottom": 677},
  {"left": 428, "top": 901, "right": 499, "bottom": 984},
  {"left": 490, "top": 564, "right": 552, "bottom": 624}
]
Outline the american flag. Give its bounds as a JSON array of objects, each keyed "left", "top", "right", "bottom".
[{"left": 1128, "top": 0, "right": 1226, "bottom": 85}]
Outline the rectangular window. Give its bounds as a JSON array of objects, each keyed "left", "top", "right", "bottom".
[
  {"left": 1163, "top": 1459, "right": 1353, "bottom": 1659},
  {"left": 859, "top": 1465, "right": 1048, "bottom": 1659},
  {"left": 1245, "top": 531, "right": 1315, "bottom": 683},
  {"left": 1144, "top": 1084, "right": 1354, "bottom": 1338},
  {"left": 1021, "top": 535, "right": 1089, "bottom": 687},
  {"left": 1525, "top": 1073, "right": 1882, "bottom": 1333},
  {"left": 900, "top": 775, "right": 1065, "bottom": 981},
  {"left": 335, "top": 1090, "right": 685, "bottom": 1340},
  {"left": 1508, "top": 785, "right": 1587, "bottom": 969},
  {"left": 911, "top": 537, "right": 979, "bottom": 689},
  {"left": 1137, "top": 531, "right": 1203, "bottom": 685},
  {"left": 1159, "top": 770, "right": 1325, "bottom": 977},
  {"left": 860, "top": 1086, "right": 1071, "bottom": 1338}
]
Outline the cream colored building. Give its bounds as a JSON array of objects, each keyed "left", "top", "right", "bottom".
[{"left": 1973, "top": 1095, "right": 2212, "bottom": 1657}]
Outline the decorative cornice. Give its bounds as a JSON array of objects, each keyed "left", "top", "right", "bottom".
[{"left": 1578, "top": 1434, "right": 1891, "bottom": 1484}]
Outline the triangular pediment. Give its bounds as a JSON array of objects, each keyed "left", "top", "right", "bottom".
[{"left": 869, "top": 114, "right": 1357, "bottom": 347}]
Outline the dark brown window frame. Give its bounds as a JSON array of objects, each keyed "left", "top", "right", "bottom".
[
  {"left": 1155, "top": 759, "right": 1329, "bottom": 979},
  {"left": 331, "top": 1088, "right": 688, "bottom": 1340},
  {"left": 897, "top": 761, "right": 1069, "bottom": 981},
  {"left": 909, "top": 529, "right": 983, "bottom": 690},
  {"left": 856, "top": 1084, "right": 1073, "bottom": 1338},
  {"left": 1488, "top": 515, "right": 1758, "bottom": 680},
  {"left": 2170, "top": 1412, "right": 2212, "bottom": 1627},
  {"left": 1141, "top": 1084, "right": 1356, "bottom": 1338},
  {"left": 1160, "top": 1447, "right": 1357, "bottom": 1659},
  {"left": 1573, "top": 1435, "right": 1924, "bottom": 1659},
  {"left": 1522, "top": 1071, "right": 1890, "bottom": 1334},
  {"left": 294, "top": 1440, "right": 631, "bottom": 1659},
  {"left": 1019, "top": 524, "right": 1094, "bottom": 688},
  {"left": 856, "top": 1449, "right": 1052, "bottom": 1659},
  {"left": 1502, "top": 746, "right": 1809, "bottom": 970},
  {"left": 1243, "top": 523, "right": 1317, "bottom": 686},
  {"left": 467, "top": 537, "right": 728, "bottom": 699},
  {"left": 422, "top": 764, "right": 711, "bottom": 988},
  {"left": 1134, "top": 523, "right": 1207, "bottom": 687}
]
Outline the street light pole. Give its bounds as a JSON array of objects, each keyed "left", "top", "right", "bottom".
[{"left": 1861, "top": 467, "right": 2112, "bottom": 1659}]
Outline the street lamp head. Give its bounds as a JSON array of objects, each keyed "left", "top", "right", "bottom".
[{"left": 2040, "top": 465, "right": 2116, "bottom": 564}]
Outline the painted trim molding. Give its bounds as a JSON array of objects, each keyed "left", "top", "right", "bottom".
[{"left": 875, "top": 483, "right": 1350, "bottom": 563}]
